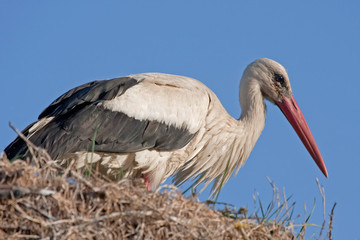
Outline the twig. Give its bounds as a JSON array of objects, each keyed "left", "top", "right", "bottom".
[
  {"left": 19, "top": 202, "right": 57, "bottom": 222},
  {"left": 13, "top": 202, "right": 43, "bottom": 224},
  {"left": 0, "top": 185, "right": 55, "bottom": 198},
  {"left": 47, "top": 210, "right": 153, "bottom": 227},
  {"left": 9, "top": 122, "right": 53, "bottom": 165},
  {"left": 316, "top": 178, "right": 326, "bottom": 239},
  {"left": 327, "top": 202, "right": 337, "bottom": 240}
]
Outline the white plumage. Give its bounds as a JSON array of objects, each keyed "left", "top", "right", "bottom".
[
  {"left": 4, "top": 58, "right": 328, "bottom": 196},
  {"left": 100, "top": 73, "right": 210, "bottom": 133}
]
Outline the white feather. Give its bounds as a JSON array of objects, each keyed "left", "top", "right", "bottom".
[
  {"left": 54, "top": 59, "right": 294, "bottom": 196},
  {"left": 99, "top": 73, "right": 210, "bottom": 133}
]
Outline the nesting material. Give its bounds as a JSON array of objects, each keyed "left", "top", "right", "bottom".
[{"left": 0, "top": 151, "right": 295, "bottom": 240}]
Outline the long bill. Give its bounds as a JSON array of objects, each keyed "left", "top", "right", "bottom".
[{"left": 276, "top": 95, "right": 328, "bottom": 178}]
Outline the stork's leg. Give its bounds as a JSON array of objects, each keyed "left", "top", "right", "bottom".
[{"left": 144, "top": 174, "right": 151, "bottom": 190}]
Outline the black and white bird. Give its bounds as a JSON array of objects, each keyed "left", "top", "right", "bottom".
[{"left": 4, "top": 58, "right": 328, "bottom": 195}]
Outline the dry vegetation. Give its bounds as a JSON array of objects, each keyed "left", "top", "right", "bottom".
[{"left": 0, "top": 131, "right": 335, "bottom": 239}]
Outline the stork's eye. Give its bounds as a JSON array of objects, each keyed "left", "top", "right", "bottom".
[{"left": 274, "top": 73, "right": 285, "bottom": 87}]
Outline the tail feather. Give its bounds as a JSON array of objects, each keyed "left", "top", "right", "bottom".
[{"left": 4, "top": 122, "right": 35, "bottom": 160}]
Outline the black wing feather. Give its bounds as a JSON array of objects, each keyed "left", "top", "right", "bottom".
[
  {"left": 39, "top": 77, "right": 140, "bottom": 118},
  {"left": 5, "top": 76, "right": 196, "bottom": 160}
]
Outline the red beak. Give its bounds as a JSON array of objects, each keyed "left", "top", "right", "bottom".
[{"left": 276, "top": 95, "right": 328, "bottom": 178}]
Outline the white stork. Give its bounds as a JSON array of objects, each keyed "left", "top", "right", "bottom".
[{"left": 4, "top": 58, "right": 328, "bottom": 195}]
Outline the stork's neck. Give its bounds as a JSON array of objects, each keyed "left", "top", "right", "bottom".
[{"left": 238, "top": 77, "right": 266, "bottom": 145}]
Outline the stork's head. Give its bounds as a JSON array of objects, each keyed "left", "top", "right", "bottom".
[
  {"left": 242, "top": 58, "right": 292, "bottom": 104},
  {"left": 241, "top": 58, "right": 328, "bottom": 178}
]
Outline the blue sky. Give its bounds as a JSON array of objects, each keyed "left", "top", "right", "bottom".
[{"left": 1, "top": 1, "right": 359, "bottom": 239}]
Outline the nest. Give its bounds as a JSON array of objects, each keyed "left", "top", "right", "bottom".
[
  {"left": 0, "top": 153, "right": 299, "bottom": 240},
  {"left": 0, "top": 130, "right": 297, "bottom": 239}
]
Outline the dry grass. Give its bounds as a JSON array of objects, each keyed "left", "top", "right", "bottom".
[
  {"left": 0, "top": 153, "right": 299, "bottom": 240},
  {"left": 0, "top": 128, "right": 335, "bottom": 239}
]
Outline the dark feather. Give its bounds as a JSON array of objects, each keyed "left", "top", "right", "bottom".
[
  {"left": 39, "top": 76, "right": 141, "bottom": 118},
  {"left": 4, "top": 76, "right": 196, "bottom": 160}
]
